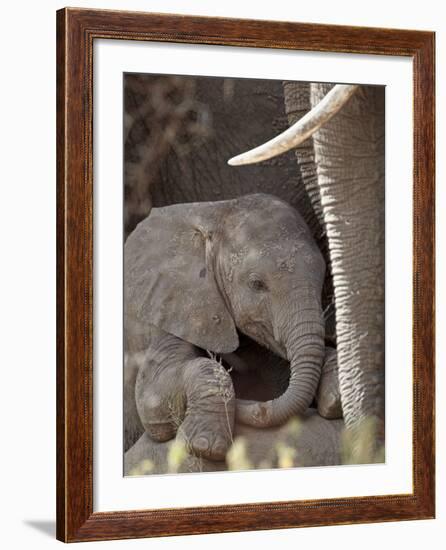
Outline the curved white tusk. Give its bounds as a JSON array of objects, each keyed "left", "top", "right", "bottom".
[{"left": 228, "top": 84, "right": 359, "bottom": 166}]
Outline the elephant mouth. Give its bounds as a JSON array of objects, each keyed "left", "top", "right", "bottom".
[
  {"left": 263, "top": 337, "right": 287, "bottom": 361},
  {"left": 222, "top": 333, "right": 290, "bottom": 403},
  {"left": 241, "top": 324, "right": 287, "bottom": 361}
]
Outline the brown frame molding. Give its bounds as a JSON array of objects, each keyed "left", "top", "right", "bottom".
[{"left": 56, "top": 7, "right": 435, "bottom": 542}]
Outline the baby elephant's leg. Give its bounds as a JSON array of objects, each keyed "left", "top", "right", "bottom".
[
  {"left": 178, "top": 357, "right": 235, "bottom": 461},
  {"left": 135, "top": 352, "right": 183, "bottom": 444},
  {"left": 135, "top": 337, "right": 235, "bottom": 461}
]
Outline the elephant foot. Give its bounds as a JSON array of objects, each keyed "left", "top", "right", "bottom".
[
  {"left": 135, "top": 354, "right": 187, "bottom": 444},
  {"left": 137, "top": 391, "right": 181, "bottom": 443},
  {"left": 180, "top": 358, "right": 236, "bottom": 461}
]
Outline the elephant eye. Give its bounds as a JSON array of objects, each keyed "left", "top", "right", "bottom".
[{"left": 248, "top": 276, "right": 268, "bottom": 292}]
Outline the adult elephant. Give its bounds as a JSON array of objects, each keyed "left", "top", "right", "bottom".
[
  {"left": 124, "top": 194, "right": 339, "bottom": 458},
  {"left": 229, "top": 83, "right": 385, "bottom": 457}
]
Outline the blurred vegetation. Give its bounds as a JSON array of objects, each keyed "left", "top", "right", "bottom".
[
  {"left": 127, "top": 413, "right": 384, "bottom": 476},
  {"left": 128, "top": 458, "right": 154, "bottom": 476},
  {"left": 341, "top": 416, "right": 385, "bottom": 465}
]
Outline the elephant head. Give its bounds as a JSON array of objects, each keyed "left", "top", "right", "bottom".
[
  {"left": 125, "top": 193, "right": 326, "bottom": 430},
  {"left": 228, "top": 83, "right": 385, "bottom": 457}
]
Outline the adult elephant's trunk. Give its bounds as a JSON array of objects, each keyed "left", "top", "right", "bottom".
[{"left": 236, "top": 297, "right": 325, "bottom": 428}]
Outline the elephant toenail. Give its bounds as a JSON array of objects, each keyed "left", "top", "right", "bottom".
[
  {"left": 193, "top": 436, "right": 210, "bottom": 453},
  {"left": 208, "top": 437, "right": 228, "bottom": 461}
]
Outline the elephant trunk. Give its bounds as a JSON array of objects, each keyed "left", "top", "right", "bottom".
[{"left": 236, "top": 295, "right": 325, "bottom": 428}]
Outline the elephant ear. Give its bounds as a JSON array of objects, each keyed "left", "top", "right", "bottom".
[{"left": 125, "top": 202, "right": 239, "bottom": 354}]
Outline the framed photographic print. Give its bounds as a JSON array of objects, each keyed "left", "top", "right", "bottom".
[{"left": 56, "top": 7, "right": 435, "bottom": 542}]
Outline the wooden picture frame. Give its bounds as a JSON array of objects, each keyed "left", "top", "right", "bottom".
[{"left": 56, "top": 7, "right": 435, "bottom": 542}]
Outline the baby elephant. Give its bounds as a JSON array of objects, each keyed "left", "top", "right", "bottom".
[{"left": 124, "top": 194, "right": 340, "bottom": 460}]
